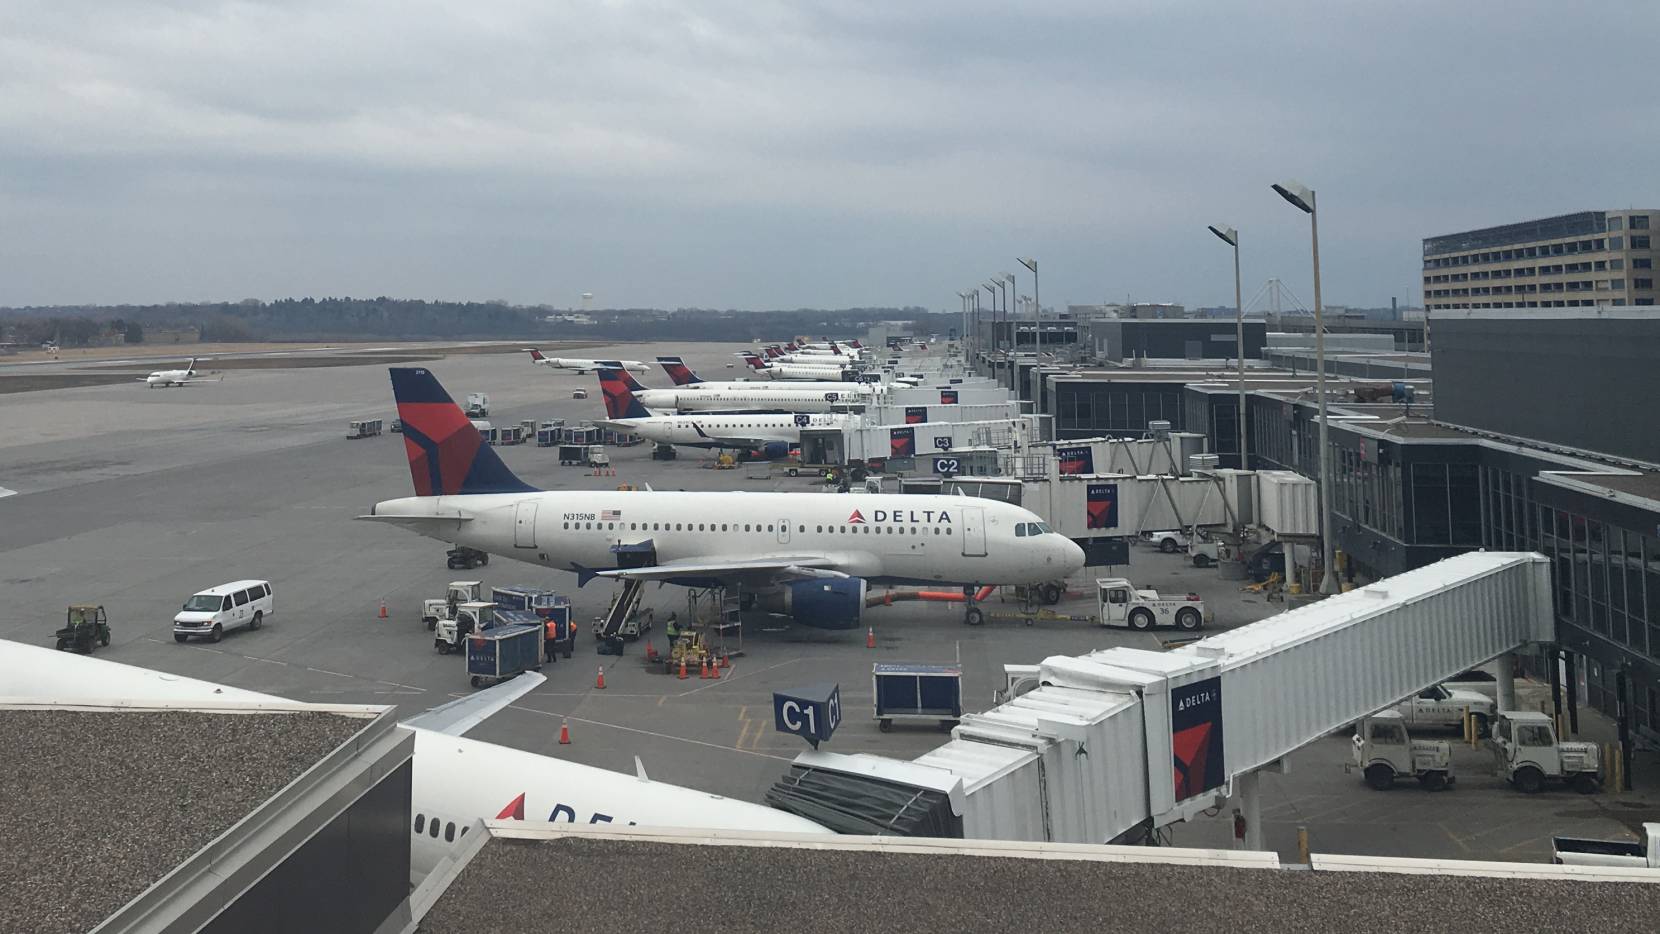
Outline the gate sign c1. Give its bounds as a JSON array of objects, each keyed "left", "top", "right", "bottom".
[{"left": 773, "top": 683, "right": 841, "bottom": 749}]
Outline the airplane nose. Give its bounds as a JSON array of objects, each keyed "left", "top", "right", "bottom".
[{"left": 1060, "top": 537, "right": 1085, "bottom": 573}]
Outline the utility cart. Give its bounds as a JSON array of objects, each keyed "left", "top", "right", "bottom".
[
  {"left": 558, "top": 443, "right": 592, "bottom": 467},
  {"left": 55, "top": 604, "right": 111, "bottom": 653},
  {"left": 465, "top": 622, "right": 543, "bottom": 688},
  {"left": 872, "top": 662, "right": 962, "bottom": 733}
]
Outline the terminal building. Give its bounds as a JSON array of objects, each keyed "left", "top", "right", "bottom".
[
  {"left": 1005, "top": 308, "right": 1660, "bottom": 748},
  {"left": 1423, "top": 209, "right": 1659, "bottom": 310}
]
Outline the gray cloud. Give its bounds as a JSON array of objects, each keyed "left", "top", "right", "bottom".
[{"left": 1, "top": 0, "right": 1655, "bottom": 310}]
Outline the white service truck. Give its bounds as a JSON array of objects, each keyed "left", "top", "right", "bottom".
[
  {"left": 465, "top": 392, "right": 490, "bottom": 418},
  {"left": 421, "top": 581, "right": 484, "bottom": 631},
  {"left": 1389, "top": 683, "right": 1497, "bottom": 737},
  {"left": 1492, "top": 710, "right": 1601, "bottom": 794},
  {"left": 1095, "top": 577, "right": 1208, "bottom": 631},
  {"left": 1552, "top": 823, "right": 1660, "bottom": 867},
  {"left": 435, "top": 601, "right": 498, "bottom": 655},
  {"left": 1351, "top": 711, "right": 1455, "bottom": 791}
]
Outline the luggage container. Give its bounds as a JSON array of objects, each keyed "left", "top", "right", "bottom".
[
  {"left": 536, "top": 427, "right": 561, "bottom": 447},
  {"left": 873, "top": 663, "right": 963, "bottom": 732},
  {"left": 558, "top": 444, "right": 592, "bottom": 466},
  {"left": 346, "top": 418, "right": 383, "bottom": 439},
  {"left": 465, "top": 622, "right": 542, "bottom": 688}
]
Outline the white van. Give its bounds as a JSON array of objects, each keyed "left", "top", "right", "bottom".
[{"left": 173, "top": 580, "right": 273, "bottom": 643}]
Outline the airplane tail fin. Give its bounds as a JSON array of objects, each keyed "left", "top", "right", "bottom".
[
  {"left": 741, "top": 353, "right": 767, "bottom": 371},
  {"left": 764, "top": 347, "right": 781, "bottom": 359},
  {"left": 389, "top": 368, "right": 537, "bottom": 496},
  {"left": 598, "top": 367, "right": 654, "bottom": 419},
  {"left": 187, "top": 357, "right": 198, "bottom": 372},
  {"left": 528, "top": 348, "right": 546, "bottom": 362},
  {"left": 656, "top": 355, "right": 702, "bottom": 385},
  {"left": 849, "top": 340, "right": 862, "bottom": 349},
  {"left": 597, "top": 362, "right": 647, "bottom": 391}
]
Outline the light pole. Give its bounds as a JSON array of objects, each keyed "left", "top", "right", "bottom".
[
  {"left": 957, "top": 290, "right": 972, "bottom": 348},
  {"left": 1018, "top": 257, "right": 1039, "bottom": 360},
  {"left": 1000, "top": 273, "right": 1015, "bottom": 355},
  {"left": 1207, "top": 224, "right": 1249, "bottom": 471},
  {"left": 1272, "top": 179, "right": 1337, "bottom": 595}
]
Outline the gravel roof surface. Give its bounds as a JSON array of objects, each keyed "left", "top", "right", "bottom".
[
  {"left": 420, "top": 836, "right": 1660, "bottom": 934},
  {"left": 0, "top": 709, "right": 366, "bottom": 934}
]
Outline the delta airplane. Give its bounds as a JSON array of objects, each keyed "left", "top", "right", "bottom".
[
  {"left": 527, "top": 348, "right": 649, "bottom": 374},
  {"left": 603, "top": 368, "right": 877, "bottom": 415},
  {"left": 0, "top": 640, "right": 827, "bottom": 884},
  {"left": 366, "top": 368, "right": 1084, "bottom": 629},
  {"left": 656, "top": 356, "right": 874, "bottom": 393},
  {"left": 141, "top": 358, "right": 212, "bottom": 387},
  {"left": 743, "top": 353, "right": 862, "bottom": 382},
  {"left": 599, "top": 380, "right": 848, "bottom": 458}
]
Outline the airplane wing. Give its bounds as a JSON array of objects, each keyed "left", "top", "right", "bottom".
[
  {"left": 588, "top": 556, "right": 849, "bottom": 586},
  {"left": 689, "top": 423, "right": 768, "bottom": 449},
  {"left": 355, "top": 512, "right": 473, "bottom": 526},
  {"left": 400, "top": 672, "right": 546, "bottom": 736}
]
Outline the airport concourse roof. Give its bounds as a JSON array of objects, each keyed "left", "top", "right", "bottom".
[
  {"left": 419, "top": 833, "right": 1660, "bottom": 934},
  {"left": 0, "top": 708, "right": 367, "bottom": 934},
  {"left": 1557, "top": 470, "right": 1660, "bottom": 502}
]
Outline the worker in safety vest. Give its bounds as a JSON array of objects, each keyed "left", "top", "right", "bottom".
[
  {"left": 664, "top": 613, "right": 681, "bottom": 657},
  {"left": 544, "top": 618, "right": 562, "bottom": 664}
]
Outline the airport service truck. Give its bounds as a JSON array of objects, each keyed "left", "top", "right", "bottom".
[
  {"left": 1388, "top": 683, "right": 1497, "bottom": 737},
  {"left": 465, "top": 393, "right": 490, "bottom": 418},
  {"left": 1492, "top": 711, "right": 1601, "bottom": 794},
  {"left": 1553, "top": 823, "right": 1660, "bottom": 867},
  {"left": 1095, "top": 578, "right": 1208, "bottom": 631},
  {"left": 1351, "top": 711, "right": 1454, "bottom": 791},
  {"left": 421, "top": 581, "right": 484, "bottom": 631}
]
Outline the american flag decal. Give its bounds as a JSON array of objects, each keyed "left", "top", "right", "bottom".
[{"left": 601, "top": 509, "right": 622, "bottom": 521}]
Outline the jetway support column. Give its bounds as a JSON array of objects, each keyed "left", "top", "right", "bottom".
[
  {"left": 1496, "top": 652, "right": 1517, "bottom": 712},
  {"left": 1236, "top": 769, "right": 1264, "bottom": 852}
]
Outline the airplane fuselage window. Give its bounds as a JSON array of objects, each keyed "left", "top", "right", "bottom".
[
  {"left": 414, "top": 814, "right": 425, "bottom": 834},
  {"left": 445, "top": 822, "right": 456, "bottom": 843}
]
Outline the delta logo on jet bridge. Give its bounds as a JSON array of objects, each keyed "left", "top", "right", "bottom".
[{"left": 1170, "top": 676, "right": 1226, "bottom": 801}]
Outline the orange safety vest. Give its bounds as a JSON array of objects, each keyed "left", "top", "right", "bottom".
[{"left": 545, "top": 619, "right": 560, "bottom": 639}]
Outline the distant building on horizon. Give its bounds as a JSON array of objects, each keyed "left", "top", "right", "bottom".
[{"left": 1423, "top": 209, "right": 1657, "bottom": 312}]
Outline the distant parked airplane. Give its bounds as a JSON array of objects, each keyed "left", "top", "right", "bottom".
[
  {"left": 141, "top": 358, "right": 213, "bottom": 388},
  {"left": 526, "top": 348, "right": 649, "bottom": 374}
]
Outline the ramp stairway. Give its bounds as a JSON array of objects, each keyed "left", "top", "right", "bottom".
[{"left": 596, "top": 578, "right": 645, "bottom": 642}]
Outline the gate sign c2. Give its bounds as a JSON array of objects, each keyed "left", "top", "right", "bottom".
[{"left": 773, "top": 683, "right": 841, "bottom": 749}]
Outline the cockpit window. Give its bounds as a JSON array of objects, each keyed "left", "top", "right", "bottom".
[
  {"left": 1035, "top": 522, "right": 1053, "bottom": 534},
  {"left": 1015, "top": 524, "right": 1029, "bottom": 537}
]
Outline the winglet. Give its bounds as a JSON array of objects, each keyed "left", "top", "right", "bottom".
[
  {"left": 400, "top": 671, "right": 546, "bottom": 736},
  {"left": 634, "top": 756, "right": 649, "bottom": 782}
]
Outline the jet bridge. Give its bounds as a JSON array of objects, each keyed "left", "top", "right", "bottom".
[{"left": 767, "top": 551, "right": 1553, "bottom": 845}]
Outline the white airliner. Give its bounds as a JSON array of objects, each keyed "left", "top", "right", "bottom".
[
  {"left": 0, "top": 640, "right": 829, "bottom": 884},
  {"left": 141, "top": 358, "right": 212, "bottom": 387},
  {"left": 369, "top": 367, "right": 1084, "bottom": 629},
  {"left": 527, "top": 348, "right": 649, "bottom": 374},
  {"left": 743, "top": 354, "right": 861, "bottom": 382},
  {"left": 655, "top": 356, "right": 868, "bottom": 394},
  {"left": 601, "top": 411, "right": 849, "bottom": 457},
  {"left": 604, "top": 369, "right": 878, "bottom": 415}
]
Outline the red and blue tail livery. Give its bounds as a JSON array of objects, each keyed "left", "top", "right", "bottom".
[
  {"left": 390, "top": 368, "right": 536, "bottom": 496},
  {"left": 656, "top": 355, "right": 703, "bottom": 385},
  {"left": 597, "top": 367, "right": 654, "bottom": 419}
]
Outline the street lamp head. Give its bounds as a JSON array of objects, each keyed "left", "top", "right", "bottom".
[
  {"left": 1207, "top": 224, "right": 1238, "bottom": 247},
  {"left": 1272, "top": 181, "right": 1315, "bottom": 214},
  {"left": 1017, "top": 257, "right": 1037, "bottom": 273},
  {"left": 957, "top": 291, "right": 971, "bottom": 299},
  {"left": 1002, "top": 272, "right": 1016, "bottom": 283}
]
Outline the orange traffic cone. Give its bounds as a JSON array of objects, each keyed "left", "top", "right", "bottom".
[
  {"left": 678, "top": 657, "right": 688, "bottom": 680},
  {"left": 719, "top": 652, "right": 730, "bottom": 669},
  {"left": 646, "top": 642, "right": 658, "bottom": 662},
  {"left": 866, "top": 627, "right": 876, "bottom": 649},
  {"left": 378, "top": 599, "right": 388, "bottom": 620},
  {"left": 699, "top": 657, "right": 711, "bottom": 679},
  {"left": 595, "top": 666, "right": 606, "bottom": 689},
  {"left": 708, "top": 657, "right": 721, "bottom": 679},
  {"left": 558, "top": 719, "right": 571, "bottom": 744}
]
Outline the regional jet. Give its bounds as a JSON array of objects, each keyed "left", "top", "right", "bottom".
[
  {"left": 140, "top": 358, "right": 212, "bottom": 387},
  {"left": 527, "top": 348, "right": 649, "bottom": 374},
  {"left": 366, "top": 368, "right": 1083, "bottom": 629}
]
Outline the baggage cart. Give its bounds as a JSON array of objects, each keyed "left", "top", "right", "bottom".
[
  {"left": 537, "top": 427, "right": 561, "bottom": 447},
  {"left": 466, "top": 622, "right": 543, "bottom": 688},
  {"left": 558, "top": 444, "right": 592, "bottom": 466},
  {"left": 872, "top": 662, "right": 962, "bottom": 733}
]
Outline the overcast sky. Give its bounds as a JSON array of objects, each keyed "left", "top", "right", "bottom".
[{"left": 2, "top": 1, "right": 1655, "bottom": 312}]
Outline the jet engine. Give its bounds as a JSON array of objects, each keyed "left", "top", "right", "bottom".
[{"left": 760, "top": 578, "right": 867, "bottom": 630}]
